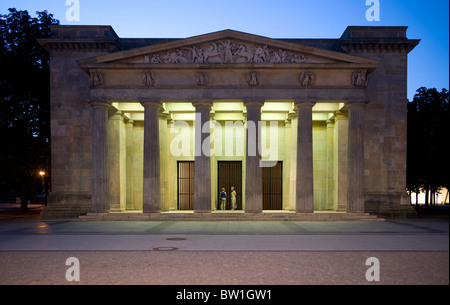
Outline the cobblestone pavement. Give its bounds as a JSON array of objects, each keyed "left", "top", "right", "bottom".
[{"left": 0, "top": 251, "right": 448, "bottom": 285}]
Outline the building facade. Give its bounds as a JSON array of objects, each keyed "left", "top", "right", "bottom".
[{"left": 39, "top": 26, "right": 419, "bottom": 219}]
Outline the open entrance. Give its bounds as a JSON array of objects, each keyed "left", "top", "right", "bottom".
[
  {"left": 217, "top": 161, "right": 242, "bottom": 210},
  {"left": 262, "top": 161, "right": 283, "bottom": 210},
  {"left": 177, "top": 161, "right": 194, "bottom": 210}
]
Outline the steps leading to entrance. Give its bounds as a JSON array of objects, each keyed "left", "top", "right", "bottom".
[{"left": 78, "top": 211, "right": 384, "bottom": 221}]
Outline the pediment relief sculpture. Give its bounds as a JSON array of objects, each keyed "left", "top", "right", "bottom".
[{"left": 139, "top": 39, "right": 313, "bottom": 65}]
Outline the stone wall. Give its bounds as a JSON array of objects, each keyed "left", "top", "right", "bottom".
[
  {"left": 40, "top": 26, "right": 120, "bottom": 219},
  {"left": 339, "top": 26, "right": 419, "bottom": 217}
]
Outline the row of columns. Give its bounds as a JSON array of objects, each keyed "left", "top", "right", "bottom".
[{"left": 89, "top": 98, "right": 366, "bottom": 214}]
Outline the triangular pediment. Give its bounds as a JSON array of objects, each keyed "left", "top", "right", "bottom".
[{"left": 79, "top": 29, "right": 378, "bottom": 67}]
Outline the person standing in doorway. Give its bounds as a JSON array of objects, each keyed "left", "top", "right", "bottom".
[
  {"left": 231, "top": 186, "right": 237, "bottom": 210},
  {"left": 220, "top": 187, "right": 227, "bottom": 210}
]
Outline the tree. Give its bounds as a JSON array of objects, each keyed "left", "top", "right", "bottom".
[
  {"left": 0, "top": 8, "right": 59, "bottom": 210},
  {"left": 407, "top": 87, "right": 450, "bottom": 209}
]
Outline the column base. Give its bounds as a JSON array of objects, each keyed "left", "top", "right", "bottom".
[
  {"left": 40, "top": 192, "right": 91, "bottom": 219},
  {"left": 365, "top": 192, "right": 417, "bottom": 218}
]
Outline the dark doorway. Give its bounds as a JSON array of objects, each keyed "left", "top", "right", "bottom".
[
  {"left": 177, "top": 161, "right": 194, "bottom": 210},
  {"left": 262, "top": 161, "right": 283, "bottom": 210},
  {"left": 217, "top": 161, "right": 242, "bottom": 210}
]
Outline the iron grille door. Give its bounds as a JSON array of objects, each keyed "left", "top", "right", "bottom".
[
  {"left": 262, "top": 162, "right": 283, "bottom": 210},
  {"left": 177, "top": 161, "right": 194, "bottom": 210}
]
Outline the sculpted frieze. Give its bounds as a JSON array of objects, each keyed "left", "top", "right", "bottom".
[
  {"left": 89, "top": 72, "right": 104, "bottom": 88},
  {"left": 145, "top": 39, "right": 311, "bottom": 64},
  {"left": 142, "top": 71, "right": 156, "bottom": 86},
  {"left": 298, "top": 71, "right": 314, "bottom": 86},
  {"left": 195, "top": 72, "right": 209, "bottom": 86},
  {"left": 246, "top": 71, "right": 260, "bottom": 86},
  {"left": 352, "top": 70, "right": 369, "bottom": 88}
]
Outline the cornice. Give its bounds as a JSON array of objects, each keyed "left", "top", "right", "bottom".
[
  {"left": 38, "top": 38, "right": 121, "bottom": 52},
  {"left": 338, "top": 39, "right": 420, "bottom": 54}
]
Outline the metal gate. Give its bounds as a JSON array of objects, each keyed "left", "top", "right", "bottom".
[
  {"left": 262, "top": 161, "right": 283, "bottom": 210},
  {"left": 177, "top": 161, "right": 194, "bottom": 210},
  {"left": 217, "top": 161, "right": 242, "bottom": 210}
]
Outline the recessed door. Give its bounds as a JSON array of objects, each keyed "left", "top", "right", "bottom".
[
  {"left": 177, "top": 161, "right": 194, "bottom": 210},
  {"left": 217, "top": 161, "right": 242, "bottom": 210}
]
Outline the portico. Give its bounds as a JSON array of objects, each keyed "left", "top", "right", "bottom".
[
  {"left": 86, "top": 98, "right": 367, "bottom": 215},
  {"left": 39, "top": 26, "right": 419, "bottom": 219}
]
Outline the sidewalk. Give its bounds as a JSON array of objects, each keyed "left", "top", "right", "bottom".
[{"left": 0, "top": 217, "right": 448, "bottom": 251}]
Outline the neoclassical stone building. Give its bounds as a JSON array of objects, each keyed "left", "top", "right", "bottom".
[{"left": 39, "top": 25, "right": 419, "bottom": 219}]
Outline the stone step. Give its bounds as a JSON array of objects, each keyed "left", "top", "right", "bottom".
[{"left": 77, "top": 211, "right": 384, "bottom": 222}]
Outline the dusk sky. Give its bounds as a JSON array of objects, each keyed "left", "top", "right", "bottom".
[{"left": 1, "top": 0, "right": 448, "bottom": 100}]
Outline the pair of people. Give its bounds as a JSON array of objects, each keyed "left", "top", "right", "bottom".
[{"left": 220, "top": 186, "right": 237, "bottom": 210}]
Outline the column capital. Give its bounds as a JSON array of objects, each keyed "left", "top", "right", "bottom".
[
  {"left": 243, "top": 98, "right": 265, "bottom": 108},
  {"left": 158, "top": 107, "right": 170, "bottom": 119},
  {"left": 294, "top": 97, "right": 317, "bottom": 106},
  {"left": 294, "top": 102, "right": 316, "bottom": 110},
  {"left": 288, "top": 109, "right": 298, "bottom": 120},
  {"left": 110, "top": 110, "right": 124, "bottom": 121},
  {"left": 192, "top": 99, "right": 213, "bottom": 109},
  {"left": 89, "top": 99, "right": 112, "bottom": 109},
  {"left": 140, "top": 99, "right": 162, "bottom": 108},
  {"left": 334, "top": 110, "right": 348, "bottom": 121},
  {"left": 346, "top": 99, "right": 368, "bottom": 109}
]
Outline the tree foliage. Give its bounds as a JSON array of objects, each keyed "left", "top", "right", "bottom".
[
  {"left": 407, "top": 87, "right": 450, "bottom": 208},
  {"left": 0, "top": 8, "right": 59, "bottom": 209}
]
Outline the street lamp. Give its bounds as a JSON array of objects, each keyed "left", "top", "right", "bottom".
[{"left": 39, "top": 171, "right": 46, "bottom": 205}]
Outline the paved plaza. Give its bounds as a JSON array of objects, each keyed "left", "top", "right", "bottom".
[{"left": 0, "top": 216, "right": 448, "bottom": 285}]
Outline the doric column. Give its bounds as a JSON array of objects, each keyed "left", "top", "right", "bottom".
[
  {"left": 125, "top": 119, "right": 135, "bottom": 210},
  {"left": 108, "top": 110, "right": 125, "bottom": 212},
  {"left": 159, "top": 107, "right": 170, "bottom": 211},
  {"left": 141, "top": 100, "right": 161, "bottom": 213},
  {"left": 334, "top": 111, "right": 348, "bottom": 211},
  {"left": 288, "top": 109, "right": 298, "bottom": 211},
  {"left": 347, "top": 102, "right": 366, "bottom": 212},
  {"left": 193, "top": 99, "right": 213, "bottom": 212},
  {"left": 295, "top": 101, "right": 315, "bottom": 213},
  {"left": 326, "top": 119, "right": 335, "bottom": 210},
  {"left": 244, "top": 100, "right": 264, "bottom": 213},
  {"left": 89, "top": 99, "right": 111, "bottom": 213}
]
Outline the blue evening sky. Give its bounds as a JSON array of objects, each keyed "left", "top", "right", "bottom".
[{"left": 1, "top": 0, "right": 448, "bottom": 101}]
